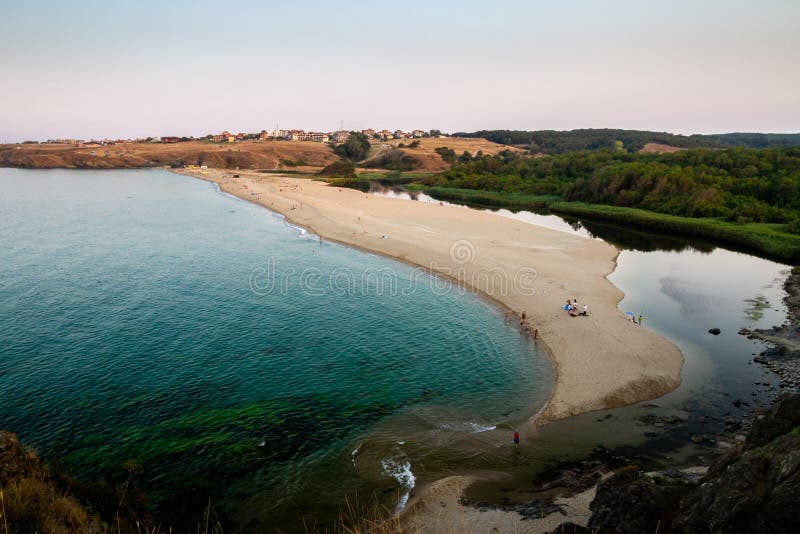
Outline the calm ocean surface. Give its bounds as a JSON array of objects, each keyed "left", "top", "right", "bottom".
[{"left": 0, "top": 168, "right": 552, "bottom": 530}]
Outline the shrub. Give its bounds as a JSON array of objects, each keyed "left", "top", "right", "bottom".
[
  {"left": 318, "top": 160, "right": 357, "bottom": 177},
  {"left": 333, "top": 132, "right": 371, "bottom": 161},
  {"left": 364, "top": 149, "right": 422, "bottom": 171},
  {"left": 434, "top": 146, "right": 456, "bottom": 164}
]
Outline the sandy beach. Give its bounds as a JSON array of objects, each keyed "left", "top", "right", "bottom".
[
  {"left": 179, "top": 168, "right": 683, "bottom": 426},
  {"left": 400, "top": 475, "right": 599, "bottom": 533}
]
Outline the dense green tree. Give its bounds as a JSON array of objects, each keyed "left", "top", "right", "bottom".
[
  {"left": 333, "top": 132, "right": 371, "bottom": 161},
  {"left": 424, "top": 147, "right": 800, "bottom": 224},
  {"left": 434, "top": 146, "right": 457, "bottom": 164}
]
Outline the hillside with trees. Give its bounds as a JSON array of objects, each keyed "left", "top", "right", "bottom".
[
  {"left": 453, "top": 129, "right": 800, "bottom": 154},
  {"left": 693, "top": 132, "right": 800, "bottom": 149},
  {"left": 418, "top": 147, "right": 800, "bottom": 260},
  {"left": 426, "top": 148, "right": 800, "bottom": 224}
]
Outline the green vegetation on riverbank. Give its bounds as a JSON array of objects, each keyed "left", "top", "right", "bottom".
[{"left": 407, "top": 184, "right": 800, "bottom": 262}]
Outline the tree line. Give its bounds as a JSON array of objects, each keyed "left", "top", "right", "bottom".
[
  {"left": 452, "top": 129, "right": 800, "bottom": 154},
  {"left": 424, "top": 148, "right": 800, "bottom": 231}
]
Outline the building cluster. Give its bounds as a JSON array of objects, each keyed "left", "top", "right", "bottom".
[
  {"left": 44, "top": 138, "right": 136, "bottom": 147},
  {"left": 36, "top": 128, "right": 442, "bottom": 147},
  {"left": 360, "top": 129, "right": 428, "bottom": 140},
  {"left": 209, "top": 128, "right": 437, "bottom": 144}
]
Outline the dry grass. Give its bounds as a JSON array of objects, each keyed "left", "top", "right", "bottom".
[
  {"left": 1, "top": 137, "right": 519, "bottom": 174},
  {"left": 365, "top": 137, "right": 525, "bottom": 172},
  {"left": 638, "top": 142, "right": 685, "bottom": 154},
  {"left": 0, "top": 140, "right": 339, "bottom": 171},
  {"left": 1, "top": 477, "right": 89, "bottom": 533}
]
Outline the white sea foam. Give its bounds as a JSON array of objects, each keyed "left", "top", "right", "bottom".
[
  {"left": 351, "top": 443, "right": 361, "bottom": 467},
  {"left": 380, "top": 450, "right": 416, "bottom": 514},
  {"left": 468, "top": 423, "right": 497, "bottom": 433},
  {"left": 440, "top": 421, "right": 497, "bottom": 434},
  {"left": 284, "top": 222, "right": 307, "bottom": 235}
]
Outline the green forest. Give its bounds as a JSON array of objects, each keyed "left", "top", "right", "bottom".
[
  {"left": 452, "top": 129, "right": 800, "bottom": 154},
  {"left": 418, "top": 147, "right": 800, "bottom": 260}
]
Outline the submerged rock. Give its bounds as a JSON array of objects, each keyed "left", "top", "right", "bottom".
[{"left": 709, "top": 328, "right": 721, "bottom": 335}]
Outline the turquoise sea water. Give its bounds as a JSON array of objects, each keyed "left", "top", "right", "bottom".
[{"left": 0, "top": 169, "right": 551, "bottom": 530}]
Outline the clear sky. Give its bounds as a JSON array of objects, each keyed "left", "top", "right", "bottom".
[{"left": 1, "top": 0, "right": 798, "bottom": 141}]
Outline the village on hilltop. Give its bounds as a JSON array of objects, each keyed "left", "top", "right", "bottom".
[{"left": 37, "top": 128, "right": 445, "bottom": 147}]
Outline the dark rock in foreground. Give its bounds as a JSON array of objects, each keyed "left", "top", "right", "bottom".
[{"left": 572, "top": 393, "right": 800, "bottom": 534}]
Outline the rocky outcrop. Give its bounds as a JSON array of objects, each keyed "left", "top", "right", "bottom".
[
  {"left": 741, "top": 267, "right": 800, "bottom": 391},
  {"left": 578, "top": 393, "right": 800, "bottom": 534},
  {"left": 588, "top": 468, "right": 693, "bottom": 533}
]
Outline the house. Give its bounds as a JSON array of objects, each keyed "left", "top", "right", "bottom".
[
  {"left": 161, "top": 136, "right": 181, "bottom": 143},
  {"left": 380, "top": 129, "right": 393, "bottom": 140},
  {"left": 259, "top": 129, "right": 287, "bottom": 140},
  {"left": 287, "top": 130, "right": 307, "bottom": 141},
  {"left": 235, "top": 133, "right": 246, "bottom": 141},
  {"left": 412, "top": 130, "right": 426, "bottom": 138},
  {"left": 361, "top": 128, "right": 375, "bottom": 138},
  {"left": 331, "top": 131, "right": 350, "bottom": 144},
  {"left": 310, "top": 132, "right": 330, "bottom": 143},
  {"left": 212, "top": 131, "right": 232, "bottom": 143},
  {"left": 394, "top": 130, "right": 408, "bottom": 139}
]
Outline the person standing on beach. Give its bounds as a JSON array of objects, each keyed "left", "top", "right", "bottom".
[
  {"left": 513, "top": 431, "right": 520, "bottom": 448},
  {"left": 638, "top": 315, "right": 643, "bottom": 326}
]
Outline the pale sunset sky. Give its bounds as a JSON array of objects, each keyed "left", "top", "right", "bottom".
[{"left": 1, "top": 0, "right": 798, "bottom": 141}]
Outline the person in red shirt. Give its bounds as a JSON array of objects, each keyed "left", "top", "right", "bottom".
[{"left": 513, "top": 431, "right": 520, "bottom": 447}]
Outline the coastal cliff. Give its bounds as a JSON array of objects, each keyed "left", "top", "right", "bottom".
[{"left": 0, "top": 141, "right": 338, "bottom": 170}]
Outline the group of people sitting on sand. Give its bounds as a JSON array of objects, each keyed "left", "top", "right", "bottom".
[{"left": 564, "top": 298, "right": 589, "bottom": 317}]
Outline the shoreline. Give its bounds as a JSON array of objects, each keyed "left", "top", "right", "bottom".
[{"left": 176, "top": 168, "right": 684, "bottom": 427}]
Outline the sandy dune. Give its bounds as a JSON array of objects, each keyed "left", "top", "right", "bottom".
[{"left": 178, "top": 169, "right": 683, "bottom": 425}]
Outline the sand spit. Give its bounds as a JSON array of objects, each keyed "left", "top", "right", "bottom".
[{"left": 177, "top": 169, "right": 683, "bottom": 425}]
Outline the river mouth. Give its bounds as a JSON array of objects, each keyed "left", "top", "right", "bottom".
[
  {"left": 360, "top": 181, "right": 792, "bottom": 507},
  {"left": 0, "top": 170, "right": 791, "bottom": 532},
  {"left": 0, "top": 169, "right": 553, "bottom": 532}
]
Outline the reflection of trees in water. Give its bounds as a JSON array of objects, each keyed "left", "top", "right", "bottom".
[
  {"left": 566, "top": 217, "right": 717, "bottom": 254},
  {"left": 359, "top": 184, "right": 781, "bottom": 261},
  {"left": 743, "top": 295, "right": 772, "bottom": 322}
]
